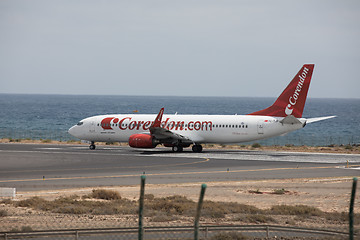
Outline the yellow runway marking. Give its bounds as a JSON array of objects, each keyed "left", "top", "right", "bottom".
[{"left": 0, "top": 163, "right": 353, "bottom": 183}]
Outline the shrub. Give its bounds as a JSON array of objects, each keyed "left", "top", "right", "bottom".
[
  {"left": 1, "top": 198, "right": 12, "bottom": 204},
  {"left": 0, "top": 209, "right": 8, "bottom": 217},
  {"left": 210, "top": 232, "right": 248, "bottom": 240},
  {"left": 150, "top": 212, "right": 179, "bottom": 222},
  {"left": 21, "top": 226, "right": 33, "bottom": 232},
  {"left": 269, "top": 204, "right": 323, "bottom": 217},
  {"left": 90, "top": 189, "right": 121, "bottom": 200},
  {"left": 272, "top": 188, "right": 288, "bottom": 195},
  {"left": 146, "top": 195, "right": 195, "bottom": 215},
  {"left": 144, "top": 194, "right": 155, "bottom": 200},
  {"left": 251, "top": 143, "right": 261, "bottom": 148},
  {"left": 245, "top": 214, "right": 276, "bottom": 223},
  {"left": 345, "top": 145, "right": 353, "bottom": 150},
  {"left": 16, "top": 197, "right": 48, "bottom": 208},
  {"left": 10, "top": 226, "right": 33, "bottom": 232},
  {"left": 202, "top": 201, "right": 226, "bottom": 218}
]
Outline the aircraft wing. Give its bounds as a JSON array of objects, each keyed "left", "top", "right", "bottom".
[
  {"left": 305, "top": 116, "right": 336, "bottom": 124},
  {"left": 149, "top": 108, "right": 193, "bottom": 143},
  {"left": 150, "top": 127, "right": 192, "bottom": 141}
]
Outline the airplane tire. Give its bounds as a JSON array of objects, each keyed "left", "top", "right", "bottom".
[
  {"left": 89, "top": 144, "right": 96, "bottom": 150},
  {"left": 172, "top": 145, "right": 183, "bottom": 152},
  {"left": 192, "top": 144, "right": 203, "bottom": 153}
]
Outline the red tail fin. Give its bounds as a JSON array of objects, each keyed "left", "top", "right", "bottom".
[
  {"left": 151, "top": 108, "right": 164, "bottom": 128},
  {"left": 248, "top": 64, "right": 314, "bottom": 118}
]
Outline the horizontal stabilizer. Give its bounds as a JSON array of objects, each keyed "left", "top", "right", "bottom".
[
  {"left": 306, "top": 116, "right": 336, "bottom": 124},
  {"left": 280, "top": 115, "right": 302, "bottom": 125}
]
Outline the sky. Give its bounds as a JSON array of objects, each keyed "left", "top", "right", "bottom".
[{"left": 1, "top": 0, "right": 359, "bottom": 98}]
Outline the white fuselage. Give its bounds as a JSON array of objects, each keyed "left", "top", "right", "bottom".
[{"left": 68, "top": 114, "right": 305, "bottom": 144}]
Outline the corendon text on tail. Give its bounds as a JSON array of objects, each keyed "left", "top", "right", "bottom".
[
  {"left": 285, "top": 66, "right": 309, "bottom": 116},
  {"left": 68, "top": 64, "right": 335, "bottom": 152}
]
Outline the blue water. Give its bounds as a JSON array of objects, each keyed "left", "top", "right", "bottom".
[{"left": 0, "top": 94, "right": 359, "bottom": 146}]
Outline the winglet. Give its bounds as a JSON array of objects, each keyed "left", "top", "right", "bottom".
[{"left": 151, "top": 108, "right": 164, "bottom": 128}]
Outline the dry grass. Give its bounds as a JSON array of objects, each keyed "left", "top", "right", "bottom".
[
  {"left": 210, "top": 232, "right": 248, "bottom": 240},
  {"left": 0, "top": 209, "right": 8, "bottom": 217},
  {"left": 10, "top": 226, "right": 33, "bottom": 233},
  {"left": 83, "top": 189, "right": 122, "bottom": 200},
  {"left": 232, "top": 214, "right": 277, "bottom": 224},
  {"left": 269, "top": 204, "right": 323, "bottom": 216},
  {"left": 5, "top": 189, "right": 358, "bottom": 226},
  {"left": 15, "top": 195, "right": 137, "bottom": 215}
]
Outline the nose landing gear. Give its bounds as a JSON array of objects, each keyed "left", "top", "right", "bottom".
[{"left": 89, "top": 141, "right": 96, "bottom": 150}]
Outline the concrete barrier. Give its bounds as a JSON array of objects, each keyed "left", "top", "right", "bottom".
[{"left": 0, "top": 188, "right": 16, "bottom": 198}]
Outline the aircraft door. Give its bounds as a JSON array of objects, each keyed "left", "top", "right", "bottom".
[
  {"left": 257, "top": 121, "right": 264, "bottom": 134},
  {"left": 90, "top": 121, "right": 96, "bottom": 133}
]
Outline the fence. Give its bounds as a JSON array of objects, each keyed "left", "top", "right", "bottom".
[{"left": 0, "top": 225, "right": 350, "bottom": 239}]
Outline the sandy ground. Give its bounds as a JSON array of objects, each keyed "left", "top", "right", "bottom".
[
  {"left": 13, "top": 177, "right": 359, "bottom": 213},
  {"left": 1, "top": 177, "right": 359, "bottom": 232}
]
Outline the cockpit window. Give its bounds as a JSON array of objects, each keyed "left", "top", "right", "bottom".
[{"left": 77, "top": 121, "right": 84, "bottom": 126}]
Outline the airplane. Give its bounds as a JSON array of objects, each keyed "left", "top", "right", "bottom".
[{"left": 68, "top": 64, "right": 335, "bottom": 153}]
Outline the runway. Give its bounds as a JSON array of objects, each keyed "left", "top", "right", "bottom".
[{"left": 0, "top": 143, "right": 359, "bottom": 191}]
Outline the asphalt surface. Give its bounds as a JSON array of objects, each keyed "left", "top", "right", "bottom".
[{"left": 0, "top": 143, "right": 359, "bottom": 191}]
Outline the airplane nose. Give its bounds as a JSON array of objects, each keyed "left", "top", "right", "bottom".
[{"left": 68, "top": 125, "right": 78, "bottom": 138}]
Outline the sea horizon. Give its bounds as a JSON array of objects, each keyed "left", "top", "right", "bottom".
[{"left": 0, "top": 94, "right": 359, "bottom": 146}]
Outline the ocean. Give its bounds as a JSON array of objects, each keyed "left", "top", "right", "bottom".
[{"left": 0, "top": 94, "right": 359, "bottom": 146}]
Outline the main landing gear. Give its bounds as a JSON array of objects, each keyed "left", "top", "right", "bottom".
[
  {"left": 171, "top": 144, "right": 203, "bottom": 153},
  {"left": 192, "top": 144, "right": 203, "bottom": 153},
  {"left": 89, "top": 141, "right": 96, "bottom": 150},
  {"left": 172, "top": 145, "right": 183, "bottom": 152}
]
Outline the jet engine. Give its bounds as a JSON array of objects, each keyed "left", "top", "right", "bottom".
[{"left": 128, "top": 134, "right": 157, "bottom": 148}]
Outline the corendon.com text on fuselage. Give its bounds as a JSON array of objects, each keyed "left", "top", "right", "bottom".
[{"left": 100, "top": 117, "right": 213, "bottom": 132}]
